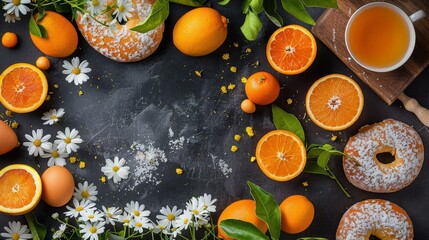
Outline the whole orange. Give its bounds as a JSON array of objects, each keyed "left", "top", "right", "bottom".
[
  {"left": 173, "top": 7, "right": 227, "bottom": 56},
  {"left": 2, "top": 32, "right": 18, "bottom": 48},
  {"left": 280, "top": 195, "right": 315, "bottom": 234},
  {"left": 217, "top": 199, "right": 267, "bottom": 240},
  {"left": 30, "top": 11, "right": 78, "bottom": 58},
  {"left": 245, "top": 71, "right": 280, "bottom": 105},
  {"left": 241, "top": 99, "right": 256, "bottom": 113}
]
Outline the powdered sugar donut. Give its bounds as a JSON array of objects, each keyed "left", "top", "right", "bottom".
[
  {"left": 336, "top": 199, "right": 413, "bottom": 240},
  {"left": 343, "top": 119, "right": 424, "bottom": 193},
  {"left": 75, "top": 0, "right": 164, "bottom": 62}
]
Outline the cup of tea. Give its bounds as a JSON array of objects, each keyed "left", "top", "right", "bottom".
[{"left": 345, "top": 2, "right": 426, "bottom": 72}]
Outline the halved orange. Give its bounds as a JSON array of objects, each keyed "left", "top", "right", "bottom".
[
  {"left": 0, "top": 164, "right": 42, "bottom": 215},
  {"left": 305, "top": 74, "right": 364, "bottom": 131},
  {"left": 255, "top": 130, "right": 306, "bottom": 181},
  {"left": 266, "top": 25, "right": 317, "bottom": 75},
  {"left": 0, "top": 63, "right": 48, "bottom": 113}
]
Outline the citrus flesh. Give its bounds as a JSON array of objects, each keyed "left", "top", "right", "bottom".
[
  {"left": 256, "top": 130, "right": 306, "bottom": 181},
  {"left": 305, "top": 74, "right": 364, "bottom": 131},
  {"left": 0, "top": 164, "right": 42, "bottom": 215},
  {"left": 0, "top": 63, "right": 48, "bottom": 113},
  {"left": 266, "top": 25, "right": 317, "bottom": 75}
]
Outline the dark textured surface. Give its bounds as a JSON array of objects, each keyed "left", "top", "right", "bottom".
[{"left": 0, "top": 1, "right": 428, "bottom": 239}]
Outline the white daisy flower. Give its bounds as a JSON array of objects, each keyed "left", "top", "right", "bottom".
[
  {"left": 87, "top": 0, "right": 106, "bottom": 16},
  {"left": 41, "top": 144, "right": 68, "bottom": 167},
  {"left": 156, "top": 205, "right": 182, "bottom": 230},
  {"left": 52, "top": 224, "right": 66, "bottom": 239},
  {"left": 101, "top": 156, "right": 130, "bottom": 183},
  {"left": 1, "top": 221, "right": 32, "bottom": 240},
  {"left": 2, "top": 0, "right": 30, "bottom": 18},
  {"left": 112, "top": 0, "right": 134, "bottom": 22},
  {"left": 22, "top": 129, "right": 52, "bottom": 157},
  {"left": 74, "top": 181, "right": 98, "bottom": 202},
  {"left": 52, "top": 212, "right": 59, "bottom": 219},
  {"left": 3, "top": 12, "right": 20, "bottom": 23},
  {"left": 117, "top": 212, "right": 132, "bottom": 226},
  {"left": 41, "top": 108, "right": 65, "bottom": 125},
  {"left": 165, "top": 226, "right": 182, "bottom": 239},
  {"left": 79, "top": 209, "right": 104, "bottom": 223},
  {"left": 108, "top": 19, "right": 118, "bottom": 36},
  {"left": 186, "top": 196, "right": 208, "bottom": 220},
  {"left": 173, "top": 210, "right": 193, "bottom": 231},
  {"left": 62, "top": 57, "right": 91, "bottom": 85},
  {"left": 130, "top": 216, "right": 151, "bottom": 233},
  {"left": 102, "top": 206, "right": 122, "bottom": 225},
  {"left": 199, "top": 193, "right": 217, "bottom": 213},
  {"left": 124, "top": 201, "right": 150, "bottom": 218},
  {"left": 79, "top": 221, "right": 105, "bottom": 240},
  {"left": 65, "top": 199, "right": 96, "bottom": 218},
  {"left": 152, "top": 219, "right": 168, "bottom": 234},
  {"left": 55, "top": 127, "right": 83, "bottom": 154}
]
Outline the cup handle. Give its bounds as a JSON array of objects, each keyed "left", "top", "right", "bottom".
[{"left": 409, "top": 10, "right": 426, "bottom": 22}]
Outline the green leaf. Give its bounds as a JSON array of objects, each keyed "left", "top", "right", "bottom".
[
  {"left": 248, "top": 181, "right": 281, "bottom": 240},
  {"left": 281, "top": 0, "right": 315, "bottom": 25},
  {"left": 240, "top": 11, "right": 262, "bottom": 41},
  {"left": 25, "top": 213, "right": 47, "bottom": 240},
  {"left": 249, "top": 0, "right": 264, "bottom": 14},
  {"left": 316, "top": 151, "right": 331, "bottom": 169},
  {"left": 304, "top": 161, "right": 330, "bottom": 177},
  {"left": 29, "top": 15, "right": 48, "bottom": 38},
  {"left": 131, "top": 0, "right": 169, "bottom": 33},
  {"left": 263, "top": 0, "right": 283, "bottom": 27},
  {"left": 169, "top": 0, "right": 205, "bottom": 7},
  {"left": 218, "top": 0, "right": 230, "bottom": 5},
  {"left": 307, "top": 143, "right": 322, "bottom": 150},
  {"left": 272, "top": 104, "right": 305, "bottom": 144},
  {"left": 220, "top": 219, "right": 269, "bottom": 240},
  {"left": 36, "top": 11, "right": 46, "bottom": 21},
  {"left": 301, "top": 0, "right": 337, "bottom": 8},
  {"left": 105, "top": 232, "right": 126, "bottom": 240},
  {"left": 242, "top": 0, "right": 252, "bottom": 13},
  {"left": 307, "top": 147, "right": 324, "bottom": 158}
]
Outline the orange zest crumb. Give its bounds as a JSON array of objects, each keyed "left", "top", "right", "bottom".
[
  {"left": 331, "top": 135, "right": 338, "bottom": 141},
  {"left": 245, "top": 48, "right": 252, "bottom": 53},
  {"left": 246, "top": 127, "right": 254, "bottom": 137},
  {"left": 79, "top": 161, "right": 86, "bottom": 169},
  {"left": 234, "top": 134, "right": 241, "bottom": 141},
  {"left": 69, "top": 156, "right": 77, "bottom": 163},
  {"left": 287, "top": 98, "right": 293, "bottom": 105},
  {"left": 53, "top": 84, "right": 59, "bottom": 89},
  {"left": 10, "top": 121, "right": 19, "bottom": 129},
  {"left": 221, "top": 86, "right": 227, "bottom": 94},
  {"left": 227, "top": 83, "right": 236, "bottom": 90},
  {"left": 78, "top": 90, "right": 84, "bottom": 96},
  {"left": 222, "top": 53, "right": 230, "bottom": 60},
  {"left": 241, "top": 77, "right": 247, "bottom": 84},
  {"left": 302, "top": 181, "right": 309, "bottom": 187},
  {"left": 250, "top": 156, "right": 256, "bottom": 162},
  {"left": 230, "top": 66, "right": 237, "bottom": 73},
  {"left": 195, "top": 70, "right": 202, "bottom": 77},
  {"left": 100, "top": 176, "right": 106, "bottom": 183},
  {"left": 5, "top": 110, "right": 12, "bottom": 117},
  {"left": 233, "top": 42, "right": 239, "bottom": 47},
  {"left": 176, "top": 168, "right": 183, "bottom": 175},
  {"left": 230, "top": 145, "right": 238, "bottom": 152}
]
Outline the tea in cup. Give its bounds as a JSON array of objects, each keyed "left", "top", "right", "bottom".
[{"left": 345, "top": 2, "right": 426, "bottom": 72}]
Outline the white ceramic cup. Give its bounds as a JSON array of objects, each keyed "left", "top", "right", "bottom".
[{"left": 345, "top": 2, "right": 426, "bottom": 72}]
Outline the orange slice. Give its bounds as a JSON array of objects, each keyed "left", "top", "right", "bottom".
[
  {"left": 0, "top": 63, "right": 48, "bottom": 113},
  {"left": 305, "top": 74, "right": 364, "bottom": 131},
  {"left": 0, "top": 164, "right": 42, "bottom": 215},
  {"left": 255, "top": 130, "right": 306, "bottom": 181},
  {"left": 266, "top": 25, "right": 317, "bottom": 75}
]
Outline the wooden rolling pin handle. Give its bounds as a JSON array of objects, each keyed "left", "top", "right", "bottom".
[{"left": 398, "top": 92, "right": 429, "bottom": 127}]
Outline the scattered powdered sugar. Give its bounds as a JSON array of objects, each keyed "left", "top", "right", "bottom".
[
  {"left": 168, "top": 128, "right": 188, "bottom": 151},
  {"left": 168, "top": 127, "right": 174, "bottom": 138},
  {"left": 127, "top": 142, "right": 168, "bottom": 189},
  {"left": 210, "top": 154, "right": 232, "bottom": 178},
  {"left": 337, "top": 199, "right": 413, "bottom": 240},
  {"left": 343, "top": 119, "right": 424, "bottom": 192}
]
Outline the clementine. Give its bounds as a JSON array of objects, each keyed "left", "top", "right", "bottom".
[
  {"left": 173, "top": 7, "right": 227, "bottom": 56},
  {"left": 0, "top": 164, "right": 42, "bottom": 215},
  {"left": 2, "top": 32, "right": 18, "bottom": 48},
  {"left": 217, "top": 199, "right": 267, "bottom": 240},
  {"left": 245, "top": 71, "right": 280, "bottom": 105},
  {"left": 36, "top": 56, "right": 51, "bottom": 70},
  {"left": 255, "top": 130, "right": 306, "bottom": 181},
  {"left": 241, "top": 99, "right": 256, "bottom": 113},
  {"left": 305, "top": 74, "right": 364, "bottom": 131},
  {"left": 266, "top": 25, "right": 317, "bottom": 75},
  {"left": 30, "top": 11, "right": 78, "bottom": 58},
  {"left": 280, "top": 195, "right": 315, "bottom": 234}
]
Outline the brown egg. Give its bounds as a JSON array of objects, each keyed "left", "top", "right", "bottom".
[
  {"left": 41, "top": 166, "right": 75, "bottom": 207},
  {"left": 0, "top": 121, "right": 18, "bottom": 155}
]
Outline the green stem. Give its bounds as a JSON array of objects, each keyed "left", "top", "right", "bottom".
[{"left": 326, "top": 167, "right": 351, "bottom": 198}]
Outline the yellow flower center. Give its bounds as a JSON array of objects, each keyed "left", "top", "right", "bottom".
[
  {"left": 192, "top": 209, "right": 199, "bottom": 215},
  {"left": 93, "top": 0, "right": 99, "bottom": 6},
  {"left": 12, "top": 0, "right": 20, "bottom": 6},
  {"left": 50, "top": 116, "right": 58, "bottom": 121},
  {"left": 76, "top": 206, "right": 84, "bottom": 211},
  {"left": 159, "top": 225, "right": 166, "bottom": 230},
  {"left": 81, "top": 190, "right": 89, "bottom": 199},
  {"left": 167, "top": 213, "right": 175, "bottom": 221},
  {"left": 64, "top": 137, "right": 72, "bottom": 144},
  {"left": 112, "top": 166, "right": 120, "bottom": 172},
  {"left": 203, "top": 204, "right": 208, "bottom": 210},
  {"left": 107, "top": 212, "right": 113, "bottom": 218},
  {"left": 72, "top": 68, "right": 81, "bottom": 75},
  {"left": 90, "top": 226, "right": 97, "bottom": 233},
  {"left": 33, "top": 139, "right": 41, "bottom": 147},
  {"left": 134, "top": 210, "right": 140, "bottom": 216},
  {"left": 136, "top": 222, "right": 142, "bottom": 227},
  {"left": 88, "top": 215, "right": 94, "bottom": 219},
  {"left": 52, "top": 151, "right": 60, "bottom": 158},
  {"left": 124, "top": 218, "right": 130, "bottom": 224},
  {"left": 118, "top": 5, "right": 125, "bottom": 12},
  {"left": 183, "top": 218, "right": 189, "bottom": 225}
]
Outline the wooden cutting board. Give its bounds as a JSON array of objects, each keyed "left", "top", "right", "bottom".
[{"left": 312, "top": 0, "right": 429, "bottom": 105}]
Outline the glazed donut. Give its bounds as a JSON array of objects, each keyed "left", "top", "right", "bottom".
[
  {"left": 336, "top": 199, "right": 413, "bottom": 240},
  {"left": 343, "top": 119, "right": 424, "bottom": 193},
  {"left": 75, "top": 0, "right": 164, "bottom": 62}
]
